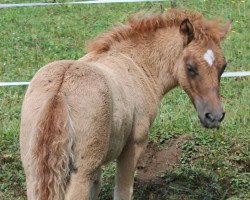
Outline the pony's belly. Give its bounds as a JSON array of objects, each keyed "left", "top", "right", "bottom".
[{"left": 104, "top": 105, "right": 134, "bottom": 163}]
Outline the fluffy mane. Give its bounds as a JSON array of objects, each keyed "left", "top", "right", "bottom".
[{"left": 87, "top": 9, "right": 224, "bottom": 54}]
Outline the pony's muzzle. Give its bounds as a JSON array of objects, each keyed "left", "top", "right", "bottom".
[
  {"left": 194, "top": 97, "right": 225, "bottom": 129},
  {"left": 201, "top": 111, "right": 225, "bottom": 128}
]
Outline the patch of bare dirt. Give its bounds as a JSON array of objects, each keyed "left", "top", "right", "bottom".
[{"left": 136, "top": 134, "right": 192, "bottom": 182}]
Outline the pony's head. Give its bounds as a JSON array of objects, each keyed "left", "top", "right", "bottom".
[{"left": 177, "top": 18, "right": 231, "bottom": 128}]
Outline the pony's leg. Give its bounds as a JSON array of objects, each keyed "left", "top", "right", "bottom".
[
  {"left": 65, "top": 167, "right": 101, "bottom": 200},
  {"left": 65, "top": 136, "right": 105, "bottom": 200},
  {"left": 90, "top": 168, "right": 102, "bottom": 199},
  {"left": 21, "top": 153, "right": 36, "bottom": 199},
  {"left": 114, "top": 139, "right": 147, "bottom": 200},
  {"left": 25, "top": 172, "right": 36, "bottom": 200}
]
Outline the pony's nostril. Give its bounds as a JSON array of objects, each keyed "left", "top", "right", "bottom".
[
  {"left": 219, "top": 112, "right": 225, "bottom": 122},
  {"left": 205, "top": 113, "right": 215, "bottom": 122}
]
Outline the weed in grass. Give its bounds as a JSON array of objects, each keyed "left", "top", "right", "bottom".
[{"left": 132, "top": 167, "right": 229, "bottom": 200}]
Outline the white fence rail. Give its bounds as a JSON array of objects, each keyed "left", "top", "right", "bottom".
[
  {"left": 1, "top": 72, "right": 249, "bottom": 86},
  {"left": 0, "top": 0, "right": 164, "bottom": 8},
  {"left": 221, "top": 71, "right": 250, "bottom": 78},
  {"left": 0, "top": 82, "right": 30, "bottom": 86}
]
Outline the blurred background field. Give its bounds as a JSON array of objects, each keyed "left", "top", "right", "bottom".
[{"left": 0, "top": 0, "right": 249, "bottom": 199}]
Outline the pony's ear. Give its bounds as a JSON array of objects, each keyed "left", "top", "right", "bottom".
[
  {"left": 180, "top": 18, "right": 194, "bottom": 46},
  {"left": 219, "top": 20, "right": 232, "bottom": 40}
]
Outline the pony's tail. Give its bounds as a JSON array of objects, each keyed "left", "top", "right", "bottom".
[{"left": 33, "top": 93, "right": 75, "bottom": 200}]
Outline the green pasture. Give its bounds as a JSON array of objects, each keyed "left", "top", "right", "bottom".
[{"left": 0, "top": 0, "right": 249, "bottom": 199}]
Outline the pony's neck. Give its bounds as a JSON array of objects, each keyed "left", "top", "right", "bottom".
[{"left": 116, "top": 27, "right": 183, "bottom": 98}]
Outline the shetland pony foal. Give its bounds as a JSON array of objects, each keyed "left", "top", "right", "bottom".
[{"left": 20, "top": 10, "right": 231, "bottom": 200}]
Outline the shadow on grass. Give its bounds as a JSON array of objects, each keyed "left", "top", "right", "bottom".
[{"left": 99, "top": 168, "right": 229, "bottom": 200}]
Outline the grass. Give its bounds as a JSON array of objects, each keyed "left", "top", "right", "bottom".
[{"left": 0, "top": 0, "right": 249, "bottom": 199}]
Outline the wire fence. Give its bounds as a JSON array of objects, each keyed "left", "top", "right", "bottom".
[
  {"left": 1, "top": 71, "right": 250, "bottom": 87},
  {"left": 0, "top": 0, "right": 164, "bottom": 8},
  {"left": 0, "top": 0, "right": 249, "bottom": 86}
]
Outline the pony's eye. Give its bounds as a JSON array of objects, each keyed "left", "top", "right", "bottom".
[{"left": 187, "top": 64, "right": 197, "bottom": 77}]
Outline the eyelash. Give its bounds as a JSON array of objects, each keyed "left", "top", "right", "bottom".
[{"left": 187, "top": 64, "right": 197, "bottom": 77}]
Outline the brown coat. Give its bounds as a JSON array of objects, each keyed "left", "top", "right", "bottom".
[{"left": 20, "top": 9, "right": 231, "bottom": 200}]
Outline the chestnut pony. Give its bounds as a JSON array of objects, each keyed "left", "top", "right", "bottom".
[{"left": 20, "top": 9, "right": 231, "bottom": 200}]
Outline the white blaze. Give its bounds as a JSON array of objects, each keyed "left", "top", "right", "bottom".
[{"left": 203, "top": 49, "right": 215, "bottom": 66}]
